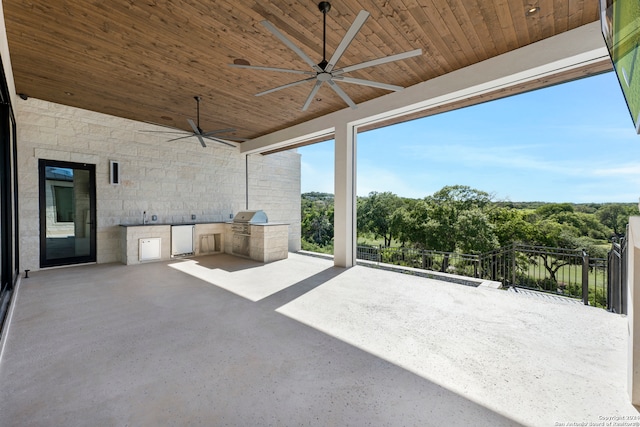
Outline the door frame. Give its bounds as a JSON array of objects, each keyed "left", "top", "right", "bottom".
[{"left": 38, "top": 159, "right": 96, "bottom": 268}]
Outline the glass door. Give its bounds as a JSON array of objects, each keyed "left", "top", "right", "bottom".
[{"left": 39, "top": 160, "right": 96, "bottom": 267}]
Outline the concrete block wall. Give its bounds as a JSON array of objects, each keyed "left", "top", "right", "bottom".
[{"left": 16, "top": 98, "right": 301, "bottom": 271}]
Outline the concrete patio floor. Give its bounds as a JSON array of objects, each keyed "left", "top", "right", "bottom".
[{"left": 0, "top": 252, "right": 637, "bottom": 426}]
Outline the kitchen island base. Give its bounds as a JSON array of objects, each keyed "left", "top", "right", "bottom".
[{"left": 120, "top": 222, "right": 288, "bottom": 265}]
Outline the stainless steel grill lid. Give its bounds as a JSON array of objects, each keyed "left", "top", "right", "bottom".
[{"left": 233, "top": 210, "right": 268, "bottom": 224}]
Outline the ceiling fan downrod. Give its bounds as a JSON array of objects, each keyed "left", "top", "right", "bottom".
[
  {"left": 194, "top": 95, "right": 202, "bottom": 132},
  {"left": 318, "top": 1, "right": 331, "bottom": 70}
]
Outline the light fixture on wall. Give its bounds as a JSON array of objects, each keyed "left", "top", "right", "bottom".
[{"left": 109, "top": 160, "right": 120, "bottom": 185}]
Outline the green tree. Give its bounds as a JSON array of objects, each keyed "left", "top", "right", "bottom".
[
  {"left": 549, "top": 210, "right": 612, "bottom": 240},
  {"left": 524, "top": 219, "right": 578, "bottom": 286},
  {"left": 399, "top": 186, "right": 497, "bottom": 270},
  {"left": 456, "top": 208, "right": 499, "bottom": 254},
  {"left": 535, "top": 203, "right": 574, "bottom": 218},
  {"left": 389, "top": 205, "right": 413, "bottom": 247},
  {"left": 301, "top": 193, "right": 334, "bottom": 246},
  {"left": 358, "top": 191, "right": 404, "bottom": 247},
  {"left": 596, "top": 204, "right": 637, "bottom": 236},
  {"left": 419, "top": 185, "right": 493, "bottom": 252},
  {"left": 487, "top": 207, "right": 534, "bottom": 246}
]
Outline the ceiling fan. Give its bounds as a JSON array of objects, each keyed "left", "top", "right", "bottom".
[
  {"left": 142, "top": 96, "right": 243, "bottom": 147},
  {"left": 229, "top": 1, "right": 422, "bottom": 111}
]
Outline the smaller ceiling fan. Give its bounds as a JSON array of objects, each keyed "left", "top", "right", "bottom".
[
  {"left": 229, "top": 1, "right": 422, "bottom": 111},
  {"left": 142, "top": 96, "right": 243, "bottom": 147}
]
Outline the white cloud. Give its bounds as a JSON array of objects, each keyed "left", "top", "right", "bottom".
[
  {"left": 405, "top": 142, "right": 576, "bottom": 175},
  {"left": 592, "top": 163, "right": 640, "bottom": 177}
]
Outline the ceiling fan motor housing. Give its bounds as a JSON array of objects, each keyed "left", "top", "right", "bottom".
[{"left": 318, "top": 2, "right": 331, "bottom": 13}]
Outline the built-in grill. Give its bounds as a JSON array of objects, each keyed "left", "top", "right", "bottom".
[{"left": 231, "top": 210, "right": 268, "bottom": 257}]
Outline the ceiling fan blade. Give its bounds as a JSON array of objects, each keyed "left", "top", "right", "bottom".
[
  {"left": 302, "top": 80, "right": 323, "bottom": 111},
  {"left": 228, "top": 63, "right": 315, "bottom": 75},
  {"left": 201, "top": 128, "right": 248, "bottom": 141},
  {"left": 187, "top": 119, "right": 207, "bottom": 147},
  {"left": 195, "top": 135, "right": 207, "bottom": 148},
  {"left": 203, "top": 136, "right": 237, "bottom": 148},
  {"left": 187, "top": 118, "right": 200, "bottom": 134},
  {"left": 166, "top": 132, "right": 246, "bottom": 144},
  {"left": 333, "top": 48, "right": 423, "bottom": 75},
  {"left": 255, "top": 76, "right": 316, "bottom": 97},
  {"left": 261, "top": 20, "right": 323, "bottom": 72},
  {"left": 327, "top": 80, "right": 356, "bottom": 109},
  {"left": 140, "top": 130, "right": 189, "bottom": 134},
  {"left": 167, "top": 134, "right": 197, "bottom": 143},
  {"left": 326, "top": 10, "right": 370, "bottom": 73},
  {"left": 334, "top": 76, "right": 403, "bottom": 91},
  {"left": 201, "top": 127, "right": 237, "bottom": 137},
  {"left": 142, "top": 121, "right": 187, "bottom": 131}
]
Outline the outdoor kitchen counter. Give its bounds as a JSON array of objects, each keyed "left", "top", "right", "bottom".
[
  {"left": 224, "top": 222, "right": 290, "bottom": 263},
  {"left": 120, "top": 222, "right": 227, "bottom": 265},
  {"left": 120, "top": 221, "right": 289, "bottom": 264},
  {"left": 119, "top": 221, "right": 226, "bottom": 227},
  {"left": 250, "top": 223, "right": 289, "bottom": 263}
]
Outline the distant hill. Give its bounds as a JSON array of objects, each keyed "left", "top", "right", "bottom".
[
  {"left": 493, "top": 201, "right": 637, "bottom": 214},
  {"left": 302, "top": 192, "right": 334, "bottom": 202}
]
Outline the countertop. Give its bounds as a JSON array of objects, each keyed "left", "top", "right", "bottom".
[
  {"left": 120, "top": 222, "right": 223, "bottom": 227},
  {"left": 120, "top": 222, "right": 289, "bottom": 227}
]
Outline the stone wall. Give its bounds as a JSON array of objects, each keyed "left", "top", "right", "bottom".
[
  {"left": 246, "top": 153, "right": 302, "bottom": 251},
  {"left": 16, "top": 98, "right": 301, "bottom": 271}
]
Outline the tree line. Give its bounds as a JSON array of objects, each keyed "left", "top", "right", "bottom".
[{"left": 301, "top": 185, "right": 637, "bottom": 257}]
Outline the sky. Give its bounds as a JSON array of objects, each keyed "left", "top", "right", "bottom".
[{"left": 298, "top": 71, "right": 640, "bottom": 203}]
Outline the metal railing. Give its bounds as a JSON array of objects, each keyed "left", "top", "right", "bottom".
[
  {"left": 478, "top": 244, "right": 609, "bottom": 307},
  {"left": 357, "top": 243, "right": 613, "bottom": 309},
  {"left": 357, "top": 245, "right": 480, "bottom": 276},
  {"left": 608, "top": 235, "right": 627, "bottom": 314}
]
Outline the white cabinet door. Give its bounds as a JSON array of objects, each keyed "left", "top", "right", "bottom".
[{"left": 139, "top": 238, "right": 161, "bottom": 261}]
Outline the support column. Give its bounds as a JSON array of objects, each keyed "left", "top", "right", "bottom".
[
  {"left": 333, "top": 121, "right": 356, "bottom": 268},
  {"left": 629, "top": 216, "right": 640, "bottom": 404}
]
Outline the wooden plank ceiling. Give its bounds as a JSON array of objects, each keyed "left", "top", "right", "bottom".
[{"left": 4, "top": 0, "right": 602, "bottom": 142}]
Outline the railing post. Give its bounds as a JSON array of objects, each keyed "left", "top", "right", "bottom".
[
  {"left": 511, "top": 242, "right": 517, "bottom": 286},
  {"left": 491, "top": 253, "right": 497, "bottom": 281},
  {"left": 622, "top": 234, "right": 628, "bottom": 315},
  {"left": 608, "top": 239, "right": 622, "bottom": 313},
  {"left": 611, "top": 248, "right": 616, "bottom": 312},
  {"left": 474, "top": 255, "right": 479, "bottom": 278},
  {"left": 582, "top": 249, "right": 589, "bottom": 305}
]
